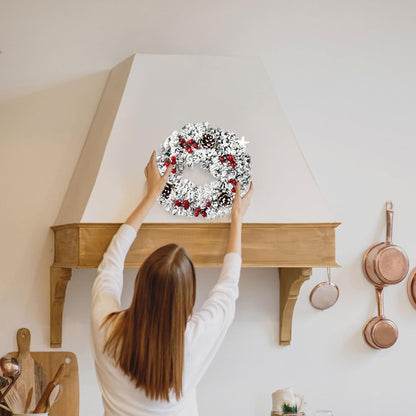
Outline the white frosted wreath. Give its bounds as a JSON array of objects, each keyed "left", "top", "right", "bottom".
[{"left": 156, "top": 122, "right": 252, "bottom": 219}]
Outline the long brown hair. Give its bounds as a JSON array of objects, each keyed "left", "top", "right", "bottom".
[{"left": 102, "top": 244, "right": 196, "bottom": 401}]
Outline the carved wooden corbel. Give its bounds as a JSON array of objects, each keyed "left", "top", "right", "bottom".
[
  {"left": 279, "top": 267, "right": 312, "bottom": 345},
  {"left": 50, "top": 266, "right": 72, "bottom": 348}
]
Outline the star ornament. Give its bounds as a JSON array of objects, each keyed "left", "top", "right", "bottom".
[{"left": 237, "top": 136, "right": 250, "bottom": 148}]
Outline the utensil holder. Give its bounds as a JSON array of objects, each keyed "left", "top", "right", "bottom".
[{"left": 12, "top": 414, "right": 48, "bottom": 416}]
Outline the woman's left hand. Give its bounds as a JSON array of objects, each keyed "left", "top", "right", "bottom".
[{"left": 145, "top": 151, "right": 172, "bottom": 200}]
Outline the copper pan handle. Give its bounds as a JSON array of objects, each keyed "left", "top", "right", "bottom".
[
  {"left": 376, "top": 286, "right": 385, "bottom": 317},
  {"left": 386, "top": 201, "right": 394, "bottom": 244},
  {"left": 327, "top": 267, "right": 332, "bottom": 283}
]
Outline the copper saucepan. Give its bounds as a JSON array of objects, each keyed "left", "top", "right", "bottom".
[
  {"left": 363, "top": 286, "right": 398, "bottom": 349},
  {"left": 407, "top": 268, "right": 416, "bottom": 309},
  {"left": 363, "top": 201, "right": 409, "bottom": 287}
]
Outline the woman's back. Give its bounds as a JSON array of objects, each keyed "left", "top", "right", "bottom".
[
  {"left": 90, "top": 224, "right": 242, "bottom": 416},
  {"left": 90, "top": 152, "right": 251, "bottom": 416}
]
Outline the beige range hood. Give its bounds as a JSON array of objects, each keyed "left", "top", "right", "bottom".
[{"left": 51, "top": 54, "right": 339, "bottom": 348}]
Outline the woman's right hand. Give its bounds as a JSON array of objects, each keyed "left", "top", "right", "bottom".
[
  {"left": 126, "top": 151, "right": 172, "bottom": 230},
  {"left": 225, "top": 182, "right": 253, "bottom": 255},
  {"left": 144, "top": 151, "right": 172, "bottom": 200},
  {"left": 231, "top": 182, "right": 253, "bottom": 222}
]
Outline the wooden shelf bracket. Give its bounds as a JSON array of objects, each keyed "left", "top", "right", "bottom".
[
  {"left": 50, "top": 266, "right": 72, "bottom": 348},
  {"left": 279, "top": 267, "right": 312, "bottom": 345}
]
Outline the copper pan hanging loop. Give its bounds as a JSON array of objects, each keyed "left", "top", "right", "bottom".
[{"left": 385, "top": 201, "right": 393, "bottom": 244}]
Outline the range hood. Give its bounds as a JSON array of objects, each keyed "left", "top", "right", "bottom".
[{"left": 51, "top": 54, "right": 339, "bottom": 348}]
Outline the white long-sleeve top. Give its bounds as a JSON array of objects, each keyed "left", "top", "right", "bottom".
[{"left": 91, "top": 224, "right": 242, "bottom": 416}]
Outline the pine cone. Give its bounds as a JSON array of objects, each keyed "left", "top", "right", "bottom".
[
  {"left": 218, "top": 192, "right": 232, "bottom": 207},
  {"left": 200, "top": 133, "right": 216, "bottom": 149},
  {"left": 162, "top": 183, "right": 173, "bottom": 199}
]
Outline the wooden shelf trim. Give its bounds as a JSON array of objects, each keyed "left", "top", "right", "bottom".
[{"left": 50, "top": 222, "right": 339, "bottom": 347}]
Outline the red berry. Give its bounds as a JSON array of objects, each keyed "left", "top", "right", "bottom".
[
  {"left": 231, "top": 188, "right": 236, "bottom": 193},
  {"left": 228, "top": 155, "right": 234, "bottom": 161},
  {"left": 171, "top": 169, "right": 176, "bottom": 174},
  {"left": 206, "top": 202, "right": 211, "bottom": 207},
  {"left": 194, "top": 212, "right": 199, "bottom": 217},
  {"left": 228, "top": 179, "right": 233, "bottom": 183},
  {"left": 220, "top": 157, "right": 226, "bottom": 163},
  {"left": 186, "top": 147, "right": 192, "bottom": 153},
  {"left": 231, "top": 162, "right": 236, "bottom": 168},
  {"left": 232, "top": 179, "right": 237, "bottom": 185},
  {"left": 188, "top": 139, "right": 194, "bottom": 145},
  {"left": 180, "top": 138, "right": 186, "bottom": 144},
  {"left": 201, "top": 211, "right": 207, "bottom": 217},
  {"left": 193, "top": 143, "right": 198, "bottom": 149},
  {"left": 174, "top": 200, "right": 181, "bottom": 206},
  {"left": 171, "top": 159, "right": 176, "bottom": 165},
  {"left": 171, "top": 155, "right": 176, "bottom": 161},
  {"left": 164, "top": 161, "right": 170, "bottom": 166},
  {"left": 196, "top": 207, "right": 201, "bottom": 212}
]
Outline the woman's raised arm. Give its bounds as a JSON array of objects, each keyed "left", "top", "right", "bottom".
[
  {"left": 225, "top": 182, "right": 253, "bottom": 255},
  {"left": 126, "top": 151, "right": 172, "bottom": 231}
]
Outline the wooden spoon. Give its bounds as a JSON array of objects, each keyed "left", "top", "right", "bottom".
[
  {"left": 33, "top": 363, "right": 65, "bottom": 414},
  {"left": 45, "top": 383, "right": 63, "bottom": 412}
]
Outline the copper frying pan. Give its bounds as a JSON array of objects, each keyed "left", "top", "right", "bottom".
[
  {"left": 363, "top": 286, "right": 398, "bottom": 349},
  {"left": 362, "top": 201, "right": 409, "bottom": 287},
  {"left": 407, "top": 268, "right": 416, "bottom": 309}
]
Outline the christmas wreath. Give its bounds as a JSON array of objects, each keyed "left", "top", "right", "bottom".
[{"left": 156, "top": 122, "right": 252, "bottom": 219}]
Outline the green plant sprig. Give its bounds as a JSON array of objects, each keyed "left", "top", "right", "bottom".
[{"left": 281, "top": 402, "right": 298, "bottom": 413}]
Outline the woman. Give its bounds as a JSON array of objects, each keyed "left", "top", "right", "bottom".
[{"left": 91, "top": 151, "right": 252, "bottom": 416}]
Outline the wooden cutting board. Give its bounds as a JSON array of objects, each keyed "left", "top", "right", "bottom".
[
  {"left": 7, "top": 337, "right": 79, "bottom": 416},
  {"left": 12, "top": 328, "right": 48, "bottom": 412}
]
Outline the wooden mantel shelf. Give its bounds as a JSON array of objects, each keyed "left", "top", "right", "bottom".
[{"left": 50, "top": 222, "right": 339, "bottom": 348}]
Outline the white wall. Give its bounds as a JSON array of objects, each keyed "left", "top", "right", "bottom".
[{"left": 1, "top": 1, "right": 416, "bottom": 415}]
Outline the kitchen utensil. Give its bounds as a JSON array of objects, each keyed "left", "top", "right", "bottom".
[
  {"left": 0, "top": 356, "right": 21, "bottom": 379},
  {"left": 3, "top": 375, "right": 27, "bottom": 414},
  {"left": 14, "top": 328, "right": 47, "bottom": 412},
  {"left": 0, "top": 375, "right": 8, "bottom": 389},
  {"left": 363, "top": 286, "right": 398, "bottom": 349},
  {"left": 363, "top": 201, "right": 409, "bottom": 287},
  {"left": 46, "top": 383, "right": 62, "bottom": 412},
  {"left": 7, "top": 349, "right": 79, "bottom": 416},
  {"left": 17, "top": 383, "right": 27, "bottom": 412},
  {"left": 0, "top": 403, "right": 12, "bottom": 413},
  {"left": 309, "top": 268, "right": 339, "bottom": 310},
  {"left": 24, "top": 387, "right": 33, "bottom": 413},
  {"left": 407, "top": 268, "right": 416, "bottom": 309},
  {"left": 33, "top": 363, "right": 65, "bottom": 413},
  {"left": 13, "top": 413, "right": 48, "bottom": 416},
  {"left": 0, "top": 355, "right": 21, "bottom": 403},
  {"left": 5, "top": 385, "right": 25, "bottom": 414}
]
